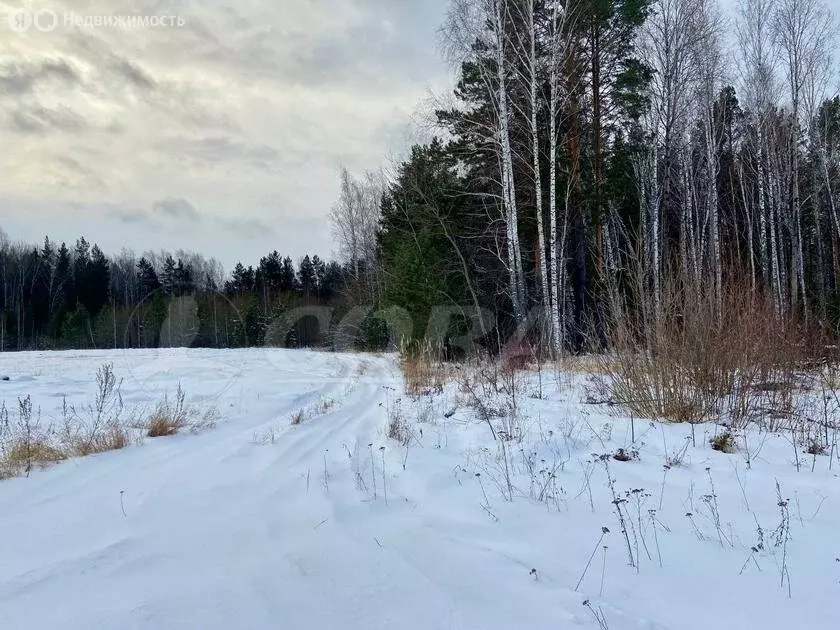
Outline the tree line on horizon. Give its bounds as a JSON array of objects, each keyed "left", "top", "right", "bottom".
[{"left": 0, "top": 228, "right": 354, "bottom": 351}]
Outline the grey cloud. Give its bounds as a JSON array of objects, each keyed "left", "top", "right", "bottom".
[
  {"left": 53, "top": 34, "right": 228, "bottom": 134},
  {"left": 110, "top": 206, "right": 153, "bottom": 225},
  {"left": 218, "top": 217, "right": 276, "bottom": 238},
  {"left": 63, "top": 33, "right": 156, "bottom": 92},
  {"left": 110, "top": 59, "right": 156, "bottom": 91},
  {"left": 245, "top": 6, "right": 445, "bottom": 90},
  {"left": 146, "top": 91, "right": 238, "bottom": 133},
  {"left": 7, "top": 106, "right": 88, "bottom": 134},
  {"left": 164, "top": 6, "right": 429, "bottom": 91},
  {"left": 157, "top": 136, "right": 279, "bottom": 170},
  {"left": 286, "top": 22, "right": 393, "bottom": 85},
  {"left": 54, "top": 156, "right": 105, "bottom": 189},
  {"left": 153, "top": 198, "right": 201, "bottom": 221},
  {"left": 175, "top": 16, "right": 281, "bottom": 76},
  {"left": 0, "top": 59, "right": 79, "bottom": 96}
]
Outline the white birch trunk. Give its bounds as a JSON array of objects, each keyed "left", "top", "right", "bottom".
[
  {"left": 526, "top": 0, "right": 551, "bottom": 350},
  {"left": 495, "top": 0, "right": 525, "bottom": 322},
  {"left": 548, "top": 11, "right": 562, "bottom": 354}
]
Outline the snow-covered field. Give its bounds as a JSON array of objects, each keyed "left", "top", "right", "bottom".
[{"left": 0, "top": 348, "right": 837, "bottom": 629}]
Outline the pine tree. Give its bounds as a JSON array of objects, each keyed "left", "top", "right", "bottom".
[
  {"left": 161, "top": 255, "right": 177, "bottom": 297},
  {"left": 298, "top": 255, "right": 316, "bottom": 296}
]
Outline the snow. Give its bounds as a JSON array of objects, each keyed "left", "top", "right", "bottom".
[{"left": 0, "top": 348, "right": 838, "bottom": 629}]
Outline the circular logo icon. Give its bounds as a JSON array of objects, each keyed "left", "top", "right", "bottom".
[
  {"left": 6, "top": 9, "right": 33, "bottom": 33},
  {"left": 34, "top": 8, "right": 58, "bottom": 33}
]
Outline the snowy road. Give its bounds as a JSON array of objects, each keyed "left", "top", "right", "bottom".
[
  {"left": 0, "top": 350, "right": 575, "bottom": 630},
  {"left": 0, "top": 349, "right": 407, "bottom": 629},
  {"left": 1, "top": 349, "right": 838, "bottom": 630}
]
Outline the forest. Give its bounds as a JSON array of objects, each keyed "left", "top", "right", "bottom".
[
  {"left": 0, "top": 228, "right": 349, "bottom": 350},
  {"left": 357, "top": 0, "right": 840, "bottom": 357},
  {"left": 3, "top": 0, "right": 839, "bottom": 357}
]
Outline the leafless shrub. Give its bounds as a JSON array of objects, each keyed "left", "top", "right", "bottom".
[
  {"left": 773, "top": 482, "right": 792, "bottom": 598},
  {"left": 500, "top": 340, "right": 530, "bottom": 372},
  {"left": 61, "top": 363, "right": 130, "bottom": 456},
  {"left": 806, "top": 440, "right": 827, "bottom": 456},
  {"left": 253, "top": 428, "right": 277, "bottom": 445},
  {"left": 388, "top": 410, "right": 412, "bottom": 446},
  {"left": 600, "top": 272, "right": 811, "bottom": 428},
  {"left": 457, "top": 356, "right": 527, "bottom": 444},
  {"left": 665, "top": 436, "right": 692, "bottom": 467}
]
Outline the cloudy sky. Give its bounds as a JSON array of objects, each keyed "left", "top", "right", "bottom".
[{"left": 0, "top": 0, "right": 451, "bottom": 269}]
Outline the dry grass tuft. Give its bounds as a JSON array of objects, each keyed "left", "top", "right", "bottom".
[
  {"left": 146, "top": 411, "right": 182, "bottom": 437},
  {"left": 0, "top": 396, "right": 67, "bottom": 478},
  {"left": 558, "top": 355, "right": 614, "bottom": 375},
  {"left": 1, "top": 366, "right": 219, "bottom": 482},
  {"left": 61, "top": 363, "right": 131, "bottom": 456},
  {"left": 290, "top": 409, "right": 306, "bottom": 426},
  {"left": 146, "top": 384, "right": 218, "bottom": 438},
  {"left": 400, "top": 340, "right": 448, "bottom": 396},
  {"left": 710, "top": 430, "right": 737, "bottom": 454},
  {"left": 2, "top": 437, "right": 67, "bottom": 477},
  {"left": 69, "top": 424, "right": 130, "bottom": 456},
  {"left": 500, "top": 341, "right": 531, "bottom": 372},
  {"left": 612, "top": 448, "right": 640, "bottom": 462},
  {"left": 388, "top": 410, "right": 412, "bottom": 446}
]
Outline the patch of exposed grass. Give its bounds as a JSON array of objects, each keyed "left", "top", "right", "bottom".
[
  {"left": 1, "top": 437, "right": 67, "bottom": 478},
  {"left": 388, "top": 410, "right": 412, "bottom": 446},
  {"left": 400, "top": 340, "right": 447, "bottom": 396},
  {"left": 146, "top": 384, "right": 218, "bottom": 438},
  {"left": 710, "top": 430, "right": 736, "bottom": 454},
  {"left": 0, "top": 365, "right": 219, "bottom": 482}
]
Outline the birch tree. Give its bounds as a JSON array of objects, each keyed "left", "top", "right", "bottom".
[
  {"left": 442, "top": 0, "right": 527, "bottom": 323},
  {"left": 330, "top": 167, "right": 383, "bottom": 301},
  {"left": 773, "top": 0, "right": 834, "bottom": 311},
  {"left": 547, "top": 0, "right": 574, "bottom": 352},
  {"left": 642, "top": 0, "right": 706, "bottom": 313},
  {"left": 736, "top": 0, "right": 780, "bottom": 292}
]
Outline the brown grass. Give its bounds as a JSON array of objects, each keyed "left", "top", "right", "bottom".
[
  {"left": 400, "top": 340, "right": 448, "bottom": 396},
  {"left": 558, "top": 355, "right": 615, "bottom": 375},
  {"left": 145, "top": 384, "right": 218, "bottom": 438},
  {"left": 599, "top": 272, "right": 813, "bottom": 427},
  {"left": 1, "top": 437, "right": 67, "bottom": 478},
  {"left": 710, "top": 430, "right": 737, "bottom": 454},
  {"left": 146, "top": 410, "right": 184, "bottom": 437},
  {"left": 68, "top": 423, "right": 130, "bottom": 456},
  {"left": 290, "top": 409, "right": 306, "bottom": 426},
  {"left": 0, "top": 370, "right": 219, "bottom": 483}
]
